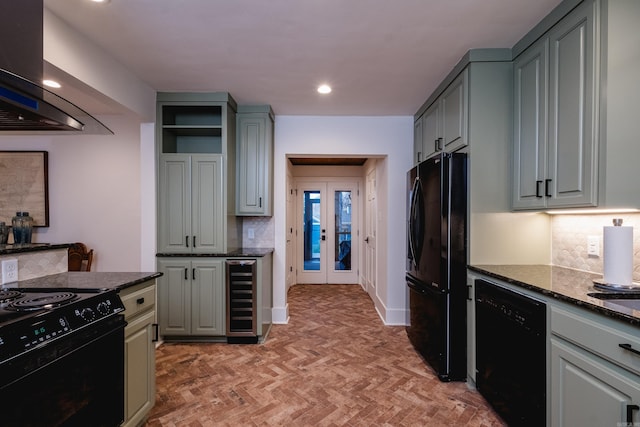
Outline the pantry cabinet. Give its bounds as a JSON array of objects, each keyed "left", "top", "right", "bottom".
[
  {"left": 157, "top": 258, "right": 225, "bottom": 337},
  {"left": 512, "top": 0, "right": 598, "bottom": 209},
  {"left": 236, "top": 105, "right": 274, "bottom": 216},
  {"left": 120, "top": 280, "right": 157, "bottom": 427},
  {"left": 158, "top": 154, "right": 224, "bottom": 253},
  {"left": 413, "top": 69, "right": 468, "bottom": 164},
  {"left": 156, "top": 92, "right": 241, "bottom": 254}
]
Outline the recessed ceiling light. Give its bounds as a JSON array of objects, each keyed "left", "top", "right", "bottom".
[
  {"left": 317, "top": 84, "right": 332, "bottom": 94},
  {"left": 90, "top": 0, "right": 110, "bottom": 3},
  {"left": 43, "top": 79, "right": 61, "bottom": 89}
]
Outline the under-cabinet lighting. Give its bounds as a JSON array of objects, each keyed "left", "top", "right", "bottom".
[{"left": 545, "top": 208, "right": 640, "bottom": 215}]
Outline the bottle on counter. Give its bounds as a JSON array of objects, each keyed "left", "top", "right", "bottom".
[
  {"left": 0, "top": 222, "right": 8, "bottom": 244},
  {"left": 12, "top": 212, "right": 33, "bottom": 244}
]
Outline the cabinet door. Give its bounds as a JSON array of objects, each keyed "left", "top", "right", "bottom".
[
  {"left": 551, "top": 337, "right": 640, "bottom": 427},
  {"left": 547, "top": 1, "right": 597, "bottom": 208},
  {"left": 512, "top": 39, "right": 548, "bottom": 210},
  {"left": 236, "top": 114, "right": 272, "bottom": 215},
  {"left": 158, "top": 155, "right": 191, "bottom": 253},
  {"left": 124, "top": 310, "right": 155, "bottom": 427},
  {"left": 413, "top": 117, "right": 423, "bottom": 164},
  {"left": 421, "top": 101, "right": 440, "bottom": 160},
  {"left": 158, "top": 259, "right": 191, "bottom": 335},
  {"left": 191, "top": 259, "right": 225, "bottom": 336},
  {"left": 440, "top": 69, "right": 468, "bottom": 152},
  {"left": 192, "top": 155, "right": 224, "bottom": 253}
]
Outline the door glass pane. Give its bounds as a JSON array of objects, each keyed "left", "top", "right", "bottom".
[
  {"left": 334, "top": 190, "right": 352, "bottom": 271},
  {"left": 303, "top": 191, "right": 321, "bottom": 271}
]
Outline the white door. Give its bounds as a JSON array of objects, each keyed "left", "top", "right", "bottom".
[
  {"left": 285, "top": 173, "right": 296, "bottom": 288},
  {"left": 364, "top": 169, "right": 377, "bottom": 299},
  {"left": 296, "top": 180, "right": 359, "bottom": 284}
]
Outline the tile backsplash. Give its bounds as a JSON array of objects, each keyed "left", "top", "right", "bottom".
[
  {"left": 242, "top": 217, "right": 275, "bottom": 248},
  {"left": 552, "top": 213, "right": 640, "bottom": 281}
]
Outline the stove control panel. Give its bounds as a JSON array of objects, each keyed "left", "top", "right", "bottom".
[{"left": 0, "top": 291, "right": 124, "bottom": 364}]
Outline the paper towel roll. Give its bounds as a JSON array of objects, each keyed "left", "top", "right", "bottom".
[{"left": 603, "top": 225, "right": 633, "bottom": 286}]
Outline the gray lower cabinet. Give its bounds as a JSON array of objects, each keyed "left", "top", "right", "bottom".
[
  {"left": 158, "top": 154, "right": 225, "bottom": 254},
  {"left": 550, "top": 303, "right": 640, "bottom": 426},
  {"left": 236, "top": 105, "right": 274, "bottom": 216},
  {"left": 120, "top": 280, "right": 157, "bottom": 427},
  {"left": 512, "top": 0, "right": 597, "bottom": 209},
  {"left": 158, "top": 258, "right": 225, "bottom": 338}
]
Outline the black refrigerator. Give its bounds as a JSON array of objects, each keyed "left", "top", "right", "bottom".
[{"left": 406, "top": 152, "right": 467, "bottom": 382}]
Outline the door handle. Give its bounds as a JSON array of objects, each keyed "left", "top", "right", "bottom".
[
  {"left": 619, "top": 343, "right": 640, "bottom": 357},
  {"left": 365, "top": 237, "right": 369, "bottom": 243},
  {"left": 627, "top": 404, "right": 639, "bottom": 425},
  {"left": 545, "top": 179, "right": 552, "bottom": 197}
]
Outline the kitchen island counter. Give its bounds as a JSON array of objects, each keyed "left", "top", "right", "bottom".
[
  {"left": 468, "top": 264, "right": 640, "bottom": 326},
  {"left": 6, "top": 271, "right": 162, "bottom": 292}
]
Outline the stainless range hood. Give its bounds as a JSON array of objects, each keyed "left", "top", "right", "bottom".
[{"left": 0, "top": 0, "right": 112, "bottom": 134}]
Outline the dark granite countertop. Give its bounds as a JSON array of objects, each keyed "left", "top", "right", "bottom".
[
  {"left": 468, "top": 264, "right": 640, "bottom": 327},
  {"left": 4, "top": 271, "right": 162, "bottom": 292},
  {"left": 156, "top": 247, "right": 274, "bottom": 258},
  {"left": 0, "top": 243, "right": 71, "bottom": 255}
]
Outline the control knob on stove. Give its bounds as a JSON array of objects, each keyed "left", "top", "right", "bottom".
[
  {"left": 97, "top": 301, "right": 110, "bottom": 315},
  {"left": 80, "top": 307, "right": 96, "bottom": 322}
]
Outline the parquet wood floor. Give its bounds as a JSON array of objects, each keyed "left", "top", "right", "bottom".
[{"left": 145, "top": 284, "right": 506, "bottom": 426}]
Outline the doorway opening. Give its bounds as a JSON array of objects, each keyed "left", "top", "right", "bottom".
[{"left": 285, "top": 156, "right": 380, "bottom": 291}]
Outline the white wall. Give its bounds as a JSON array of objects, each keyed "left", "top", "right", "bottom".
[
  {"left": 0, "top": 115, "right": 150, "bottom": 271},
  {"left": 273, "top": 116, "right": 413, "bottom": 325}
]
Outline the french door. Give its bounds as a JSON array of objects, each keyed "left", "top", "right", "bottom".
[{"left": 296, "top": 180, "right": 359, "bottom": 284}]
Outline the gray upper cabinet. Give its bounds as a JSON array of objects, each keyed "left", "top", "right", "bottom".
[
  {"left": 513, "top": 0, "right": 597, "bottom": 210},
  {"left": 440, "top": 71, "right": 468, "bottom": 153},
  {"left": 513, "top": 39, "right": 549, "bottom": 209},
  {"left": 236, "top": 105, "right": 274, "bottom": 216},
  {"left": 413, "top": 69, "right": 468, "bottom": 164}
]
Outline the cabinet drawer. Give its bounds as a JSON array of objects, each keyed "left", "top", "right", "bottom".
[
  {"left": 551, "top": 305, "right": 640, "bottom": 375},
  {"left": 121, "top": 284, "right": 156, "bottom": 320}
]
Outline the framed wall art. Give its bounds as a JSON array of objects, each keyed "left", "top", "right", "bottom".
[{"left": 0, "top": 151, "right": 49, "bottom": 227}]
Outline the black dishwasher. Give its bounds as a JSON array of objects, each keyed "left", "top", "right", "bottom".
[{"left": 475, "top": 279, "right": 546, "bottom": 426}]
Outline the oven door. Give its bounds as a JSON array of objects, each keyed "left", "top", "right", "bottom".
[{"left": 0, "top": 315, "right": 125, "bottom": 427}]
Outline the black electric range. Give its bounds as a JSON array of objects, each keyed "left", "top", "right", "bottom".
[
  {"left": 0, "top": 285, "right": 124, "bottom": 372},
  {"left": 0, "top": 284, "right": 126, "bottom": 426}
]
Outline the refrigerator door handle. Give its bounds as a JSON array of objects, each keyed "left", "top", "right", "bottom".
[{"left": 408, "top": 176, "right": 423, "bottom": 269}]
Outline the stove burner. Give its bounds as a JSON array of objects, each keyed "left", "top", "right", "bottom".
[
  {"left": 9, "top": 292, "right": 78, "bottom": 311},
  {"left": 0, "top": 290, "right": 23, "bottom": 303}
]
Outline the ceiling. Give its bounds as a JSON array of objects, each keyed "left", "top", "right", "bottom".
[{"left": 44, "top": 0, "right": 562, "bottom": 117}]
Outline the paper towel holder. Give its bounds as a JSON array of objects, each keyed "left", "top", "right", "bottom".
[{"left": 593, "top": 217, "right": 639, "bottom": 291}]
